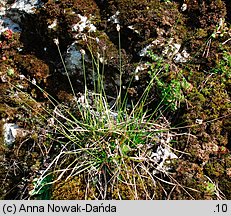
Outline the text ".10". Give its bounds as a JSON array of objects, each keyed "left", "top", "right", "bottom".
[{"left": 216, "top": 204, "right": 228, "bottom": 213}]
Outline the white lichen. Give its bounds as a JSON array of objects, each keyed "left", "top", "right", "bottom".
[
  {"left": 162, "top": 39, "right": 190, "bottom": 63},
  {"left": 108, "top": 11, "right": 120, "bottom": 24},
  {"left": 72, "top": 14, "right": 96, "bottom": 34},
  {"left": 162, "top": 41, "right": 181, "bottom": 58},
  {"left": 0, "top": 0, "right": 43, "bottom": 34},
  {"left": 173, "top": 49, "right": 190, "bottom": 63},
  {"left": 139, "top": 44, "right": 154, "bottom": 57},
  {"left": 48, "top": 19, "right": 57, "bottom": 29},
  {"left": 152, "top": 144, "right": 178, "bottom": 174},
  {"left": 11, "top": 0, "right": 43, "bottom": 14},
  {"left": 128, "top": 25, "right": 140, "bottom": 34},
  {"left": 134, "top": 63, "right": 149, "bottom": 81}
]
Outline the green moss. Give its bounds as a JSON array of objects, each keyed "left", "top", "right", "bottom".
[
  {"left": 195, "top": 28, "right": 209, "bottom": 38},
  {"left": 203, "top": 155, "right": 231, "bottom": 199},
  {"left": 52, "top": 175, "right": 98, "bottom": 200},
  {"left": 51, "top": 160, "right": 161, "bottom": 200},
  {"left": 204, "top": 161, "right": 225, "bottom": 178},
  {"left": 110, "top": 163, "right": 157, "bottom": 199}
]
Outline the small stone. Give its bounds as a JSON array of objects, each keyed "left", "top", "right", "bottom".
[
  {"left": 3, "top": 123, "right": 18, "bottom": 146},
  {"left": 63, "top": 42, "right": 84, "bottom": 76}
]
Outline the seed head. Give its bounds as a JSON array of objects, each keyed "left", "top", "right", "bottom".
[
  {"left": 116, "top": 24, "right": 120, "bottom": 32},
  {"left": 80, "top": 49, "right": 86, "bottom": 56},
  {"left": 53, "top": 38, "right": 59, "bottom": 45}
]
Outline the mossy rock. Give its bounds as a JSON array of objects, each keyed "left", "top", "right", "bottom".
[
  {"left": 204, "top": 155, "right": 231, "bottom": 199},
  {"left": 52, "top": 175, "right": 98, "bottom": 200},
  {"left": 51, "top": 162, "right": 160, "bottom": 200},
  {"left": 14, "top": 54, "right": 50, "bottom": 83},
  {"left": 97, "top": 0, "right": 180, "bottom": 54}
]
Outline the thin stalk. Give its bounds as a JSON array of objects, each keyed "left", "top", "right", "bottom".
[
  {"left": 55, "top": 40, "right": 77, "bottom": 100},
  {"left": 116, "top": 26, "right": 122, "bottom": 110}
]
